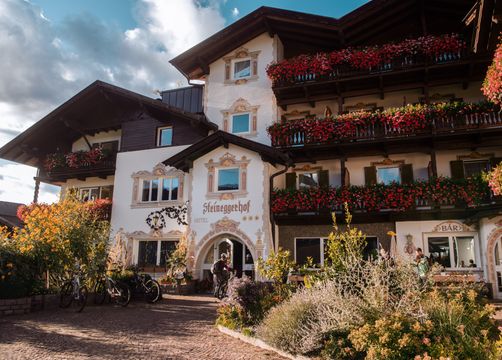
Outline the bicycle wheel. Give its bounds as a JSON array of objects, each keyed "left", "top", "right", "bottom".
[
  {"left": 93, "top": 279, "right": 107, "bottom": 305},
  {"left": 59, "top": 281, "right": 73, "bottom": 308},
  {"left": 75, "top": 285, "right": 88, "bottom": 313},
  {"left": 113, "top": 281, "right": 131, "bottom": 307},
  {"left": 144, "top": 279, "right": 161, "bottom": 303}
]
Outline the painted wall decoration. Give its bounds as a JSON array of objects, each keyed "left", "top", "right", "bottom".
[{"left": 145, "top": 201, "right": 189, "bottom": 229}]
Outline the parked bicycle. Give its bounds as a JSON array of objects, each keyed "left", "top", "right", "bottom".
[
  {"left": 93, "top": 271, "right": 131, "bottom": 307},
  {"left": 60, "top": 263, "right": 88, "bottom": 312},
  {"left": 127, "top": 267, "right": 162, "bottom": 303}
]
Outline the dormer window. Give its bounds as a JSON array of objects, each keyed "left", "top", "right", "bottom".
[
  {"left": 233, "top": 59, "right": 251, "bottom": 79},
  {"left": 157, "top": 126, "right": 173, "bottom": 147}
]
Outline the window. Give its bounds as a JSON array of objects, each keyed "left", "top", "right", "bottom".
[
  {"left": 363, "top": 236, "right": 379, "bottom": 261},
  {"left": 233, "top": 59, "right": 251, "bottom": 79},
  {"left": 295, "top": 238, "right": 325, "bottom": 266},
  {"left": 298, "top": 172, "right": 319, "bottom": 189},
  {"left": 79, "top": 186, "right": 113, "bottom": 201},
  {"left": 138, "top": 240, "right": 178, "bottom": 268},
  {"left": 426, "top": 235, "right": 478, "bottom": 269},
  {"left": 92, "top": 140, "right": 119, "bottom": 155},
  {"left": 157, "top": 127, "right": 173, "bottom": 147},
  {"left": 217, "top": 168, "right": 239, "bottom": 191},
  {"left": 231, "top": 113, "right": 250, "bottom": 134},
  {"left": 138, "top": 241, "right": 158, "bottom": 267},
  {"left": 463, "top": 160, "right": 490, "bottom": 178},
  {"left": 377, "top": 166, "right": 401, "bottom": 184},
  {"left": 141, "top": 177, "right": 178, "bottom": 202}
]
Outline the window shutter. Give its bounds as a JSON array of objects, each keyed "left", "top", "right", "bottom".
[
  {"left": 450, "top": 160, "right": 465, "bottom": 180},
  {"left": 224, "top": 62, "right": 231, "bottom": 81},
  {"left": 364, "top": 166, "right": 377, "bottom": 186},
  {"left": 490, "top": 157, "right": 502, "bottom": 169},
  {"left": 318, "top": 170, "right": 329, "bottom": 187},
  {"left": 400, "top": 164, "right": 414, "bottom": 184},
  {"left": 285, "top": 173, "right": 297, "bottom": 190}
]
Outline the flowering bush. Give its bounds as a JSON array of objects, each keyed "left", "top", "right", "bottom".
[
  {"left": 267, "top": 101, "right": 501, "bottom": 146},
  {"left": 9, "top": 192, "right": 110, "bottom": 287},
  {"left": 44, "top": 147, "right": 105, "bottom": 171},
  {"left": 267, "top": 34, "right": 465, "bottom": 85},
  {"left": 271, "top": 176, "right": 491, "bottom": 214},
  {"left": 482, "top": 37, "right": 502, "bottom": 105},
  {"left": 216, "top": 276, "right": 274, "bottom": 329},
  {"left": 486, "top": 162, "right": 502, "bottom": 195}
]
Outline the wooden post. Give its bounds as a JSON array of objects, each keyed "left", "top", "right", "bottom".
[
  {"left": 341, "top": 158, "right": 347, "bottom": 187},
  {"left": 33, "top": 175, "right": 40, "bottom": 204},
  {"left": 430, "top": 149, "right": 438, "bottom": 178}
]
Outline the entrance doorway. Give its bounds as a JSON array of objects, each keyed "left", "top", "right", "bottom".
[
  {"left": 201, "top": 236, "right": 255, "bottom": 280},
  {"left": 494, "top": 236, "right": 502, "bottom": 298}
]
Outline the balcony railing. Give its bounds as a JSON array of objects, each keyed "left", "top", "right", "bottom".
[
  {"left": 267, "top": 34, "right": 467, "bottom": 87},
  {"left": 268, "top": 103, "right": 502, "bottom": 148},
  {"left": 271, "top": 177, "right": 495, "bottom": 215}
]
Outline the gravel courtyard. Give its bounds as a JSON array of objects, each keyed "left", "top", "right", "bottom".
[{"left": 0, "top": 294, "right": 285, "bottom": 360}]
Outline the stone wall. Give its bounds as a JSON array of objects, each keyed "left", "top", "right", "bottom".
[
  {"left": 0, "top": 294, "right": 59, "bottom": 317},
  {"left": 277, "top": 222, "right": 396, "bottom": 257}
]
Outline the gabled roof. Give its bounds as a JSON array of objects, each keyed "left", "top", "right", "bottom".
[
  {"left": 0, "top": 81, "right": 217, "bottom": 166},
  {"left": 170, "top": 1, "right": 476, "bottom": 80},
  {"left": 163, "top": 131, "right": 292, "bottom": 171},
  {"left": 0, "top": 201, "right": 23, "bottom": 229}
]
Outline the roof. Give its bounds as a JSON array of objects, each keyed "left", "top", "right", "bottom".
[
  {"left": 163, "top": 131, "right": 292, "bottom": 171},
  {"left": 170, "top": 1, "right": 476, "bottom": 79},
  {"left": 0, "top": 81, "right": 217, "bottom": 166},
  {"left": 0, "top": 201, "right": 23, "bottom": 229},
  {"left": 160, "top": 85, "right": 204, "bottom": 113}
]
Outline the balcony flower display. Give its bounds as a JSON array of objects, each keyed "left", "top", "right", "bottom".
[
  {"left": 44, "top": 147, "right": 105, "bottom": 171},
  {"left": 266, "top": 34, "right": 465, "bottom": 85},
  {"left": 482, "top": 37, "right": 502, "bottom": 105},
  {"left": 267, "top": 101, "right": 501, "bottom": 147},
  {"left": 271, "top": 177, "right": 491, "bottom": 214}
]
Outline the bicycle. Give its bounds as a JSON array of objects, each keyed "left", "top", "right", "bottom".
[
  {"left": 59, "top": 267, "right": 88, "bottom": 313},
  {"left": 126, "top": 268, "right": 162, "bottom": 303},
  {"left": 214, "top": 269, "right": 235, "bottom": 300},
  {"left": 93, "top": 271, "right": 131, "bottom": 307}
]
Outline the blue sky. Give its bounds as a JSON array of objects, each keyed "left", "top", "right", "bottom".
[
  {"left": 33, "top": 0, "right": 368, "bottom": 29},
  {"left": 0, "top": 0, "right": 367, "bottom": 204}
]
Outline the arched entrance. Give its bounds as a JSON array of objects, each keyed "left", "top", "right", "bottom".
[
  {"left": 199, "top": 235, "right": 255, "bottom": 281},
  {"left": 486, "top": 225, "right": 502, "bottom": 299}
]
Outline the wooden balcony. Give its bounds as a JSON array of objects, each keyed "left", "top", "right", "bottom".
[
  {"left": 272, "top": 179, "right": 502, "bottom": 225},
  {"left": 271, "top": 111, "right": 502, "bottom": 148},
  {"left": 272, "top": 52, "right": 491, "bottom": 108},
  {"left": 41, "top": 156, "right": 117, "bottom": 183}
]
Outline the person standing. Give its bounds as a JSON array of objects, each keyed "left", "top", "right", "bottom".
[{"left": 415, "top": 248, "right": 430, "bottom": 282}]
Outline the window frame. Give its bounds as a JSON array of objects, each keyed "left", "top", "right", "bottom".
[
  {"left": 423, "top": 232, "right": 480, "bottom": 270},
  {"left": 463, "top": 159, "right": 490, "bottom": 178},
  {"left": 294, "top": 237, "right": 327, "bottom": 266},
  {"left": 157, "top": 126, "right": 173, "bottom": 147},
  {"left": 79, "top": 186, "right": 113, "bottom": 201},
  {"left": 296, "top": 171, "right": 320, "bottom": 190},
  {"left": 216, "top": 167, "right": 240, "bottom": 193},
  {"left": 140, "top": 176, "right": 180, "bottom": 203},
  {"left": 232, "top": 58, "right": 252, "bottom": 80},
  {"left": 376, "top": 165, "right": 401, "bottom": 185},
  {"left": 137, "top": 239, "right": 179, "bottom": 268},
  {"left": 231, "top": 112, "right": 251, "bottom": 134}
]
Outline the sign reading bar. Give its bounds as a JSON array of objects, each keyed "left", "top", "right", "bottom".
[{"left": 203, "top": 200, "right": 251, "bottom": 215}]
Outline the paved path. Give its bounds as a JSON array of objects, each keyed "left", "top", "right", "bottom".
[{"left": 0, "top": 295, "right": 286, "bottom": 360}]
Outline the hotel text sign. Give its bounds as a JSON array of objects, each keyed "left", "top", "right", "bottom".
[{"left": 203, "top": 200, "right": 251, "bottom": 215}]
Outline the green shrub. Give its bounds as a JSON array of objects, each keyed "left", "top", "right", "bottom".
[
  {"left": 257, "top": 248, "right": 295, "bottom": 284},
  {"left": 0, "top": 246, "right": 43, "bottom": 299}
]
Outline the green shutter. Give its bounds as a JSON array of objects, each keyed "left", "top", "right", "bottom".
[
  {"left": 364, "top": 166, "right": 377, "bottom": 186},
  {"left": 286, "top": 172, "right": 297, "bottom": 190},
  {"left": 400, "top": 164, "right": 414, "bottom": 184},
  {"left": 450, "top": 160, "right": 465, "bottom": 180},
  {"left": 318, "top": 170, "right": 329, "bottom": 188},
  {"left": 490, "top": 157, "right": 502, "bottom": 169}
]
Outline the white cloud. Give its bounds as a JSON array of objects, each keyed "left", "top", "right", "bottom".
[
  {"left": 0, "top": 0, "right": 226, "bottom": 204},
  {"left": 232, "top": 7, "right": 239, "bottom": 17}
]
